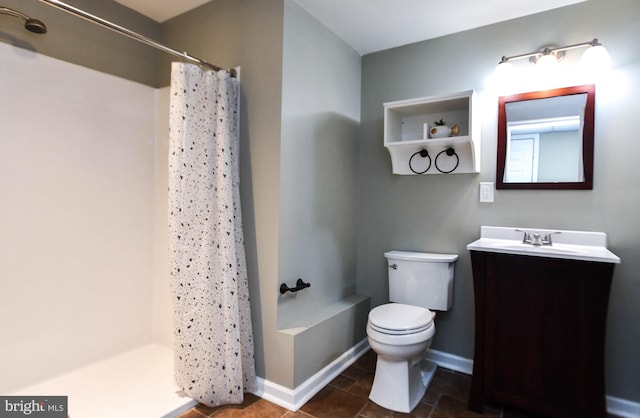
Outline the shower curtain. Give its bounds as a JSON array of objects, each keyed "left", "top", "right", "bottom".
[{"left": 168, "top": 62, "right": 256, "bottom": 407}]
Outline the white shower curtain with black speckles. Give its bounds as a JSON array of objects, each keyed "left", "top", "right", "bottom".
[{"left": 168, "top": 62, "right": 256, "bottom": 407}]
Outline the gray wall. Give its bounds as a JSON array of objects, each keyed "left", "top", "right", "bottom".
[
  {"left": 279, "top": 0, "right": 365, "bottom": 386},
  {"left": 0, "top": 0, "right": 158, "bottom": 86},
  {"left": 357, "top": 0, "right": 640, "bottom": 402},
  {"left": 279, "top": 0, "right": 361, "bottom": 328},
  {"left": 538, "top": 131, "right": 581, "bottom": 182}
]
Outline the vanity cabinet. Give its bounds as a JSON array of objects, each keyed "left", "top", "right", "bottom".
[
  {"left": 468, "top": 251, "right": 615, "bottom": 418},
  {"left": 384, "top": 90, "right": 480, "bottom": 175}
]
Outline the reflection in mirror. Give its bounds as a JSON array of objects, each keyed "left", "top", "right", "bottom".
[
  {"left": 505, "top": 94, "right": 586, "bottom": 183},
  {"left": 497, "top": 85, "right": 595, "bottom": 190}
]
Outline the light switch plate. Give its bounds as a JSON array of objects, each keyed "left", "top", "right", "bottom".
[{"left": 480, "top": 182, "right": 494, "bottom": 203}]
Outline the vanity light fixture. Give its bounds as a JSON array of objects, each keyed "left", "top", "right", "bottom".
[{"left": 496, "top": 38, "right": 611, "bottom": 72}]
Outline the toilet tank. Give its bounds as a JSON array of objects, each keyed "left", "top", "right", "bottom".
[{"left": 384, "top": 250, "right": 458, "bottom": 311}]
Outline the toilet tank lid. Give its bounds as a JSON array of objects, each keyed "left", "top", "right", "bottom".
[{"left": 384, "top": 250, "right": 458, "bottom": 262}]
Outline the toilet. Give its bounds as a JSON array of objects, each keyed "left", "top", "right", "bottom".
[{"left": 367, "top": 250, "right": 458, "bottom": 413}]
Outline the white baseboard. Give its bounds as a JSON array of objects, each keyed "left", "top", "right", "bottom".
[
  {"left": 252, "top": 338, "right": 370, "bottom": 411},
  {"left": 424, "top": 348, "right": 474, "bottom": 375},
  {"left": 253, "top": 343, "right": 640, "bottom": 417}
]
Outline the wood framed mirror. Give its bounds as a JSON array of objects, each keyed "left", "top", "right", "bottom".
[{"left": 496, "top": 85, "right": 595, "bottom": 190}]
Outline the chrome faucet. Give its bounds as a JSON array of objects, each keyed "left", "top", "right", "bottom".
[{"left": 516, "top": 229, "right": 561, "bottom": 246}]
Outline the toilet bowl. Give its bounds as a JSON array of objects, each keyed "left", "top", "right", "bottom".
[
  {"left": 367, "top": 303, "right": 436, "bottom": 413},
  {"left": 366, "top": 250, "right": 458, "bottom": 413}
]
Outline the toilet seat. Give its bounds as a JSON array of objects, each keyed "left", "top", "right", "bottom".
[
  {"left": 368, "top": 321, "right": 431, "bottom": 335},
  {"left": 368, "top": 303, "right": 434, "bottom": 335}
]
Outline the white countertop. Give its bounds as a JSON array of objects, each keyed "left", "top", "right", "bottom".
[{"left": 467, "top": 226, "right": 621, "bottom": 264}]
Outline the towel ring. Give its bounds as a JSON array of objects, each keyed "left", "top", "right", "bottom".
[
  {"left": 435, "top": 148, "right": 459, "bottom": 173},
  {"left": 409, "top": 149, "right": 431, "bottom": 174}
]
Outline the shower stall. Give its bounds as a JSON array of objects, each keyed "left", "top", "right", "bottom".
[
  {"left": 0, "top": 3, "right": 214, "bottom": 417},
  {"left": 0, "top": 41, "right": 191, "bottom": 417}
]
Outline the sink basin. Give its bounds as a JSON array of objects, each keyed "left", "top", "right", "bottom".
[
  {"left": 467, "top": 226, "right": 620, "bottom": 263},
  {"left": 487, "top": 241, "right": 586, "bottom": 255}
]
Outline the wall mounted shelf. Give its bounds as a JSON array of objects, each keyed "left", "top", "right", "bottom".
[{"left": 384, "top": 90, "right": 481, "bottom": 175}]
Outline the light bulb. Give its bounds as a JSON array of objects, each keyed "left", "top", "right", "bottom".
[
  {"left": 495, "top": 60, "right": 513, "bottom": 76},
  {"left": 581, "top": 44, "right": 612, "bottom": 74},
  {"left": 492, "top": 59, "right": 515, "bottom": 93},
  {"left": 536, "top": 53, "right": 559, "bottom": 70}
]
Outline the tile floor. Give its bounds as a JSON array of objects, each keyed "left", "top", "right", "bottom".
[{"left": 176, "top": 350, "right": 600, "bottom": 418}]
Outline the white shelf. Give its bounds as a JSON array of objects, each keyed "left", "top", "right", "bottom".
[
  {"left": 385, "top": 135, "right": 473, "bottom": 148},
  {"left": 384, "top": 90, "right": 481, "bottom": 175}
]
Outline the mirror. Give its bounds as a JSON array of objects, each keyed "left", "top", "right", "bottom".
[{"left": 497, "top": 85, "right": 595, "bottom": 189}]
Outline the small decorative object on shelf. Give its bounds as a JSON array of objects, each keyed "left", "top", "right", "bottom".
[{"left": 429, "top": 119, "right": 460, "bottom": 138}]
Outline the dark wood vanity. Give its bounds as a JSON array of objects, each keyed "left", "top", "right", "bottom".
[{"left": 468, "top": 250, "right": 615, "bottom": 418}]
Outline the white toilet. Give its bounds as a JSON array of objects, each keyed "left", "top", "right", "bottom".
[{"left": 367, "top": 250, "right": 458, "bottom": 413}]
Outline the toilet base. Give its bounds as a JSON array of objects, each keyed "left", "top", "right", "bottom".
[{"left": 369, "top": 356, "right": 437, "bottom": 413}]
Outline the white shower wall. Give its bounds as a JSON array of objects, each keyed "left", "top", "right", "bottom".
[
  {"left": 0, "top": 42, "right": 172, "bottom": 393},
  {"left": 153, "top": 85, "right": 174, "bottom": 348}
]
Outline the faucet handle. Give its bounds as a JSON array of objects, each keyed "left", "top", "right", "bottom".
[
  {"left": 515, "top": 229, "right": 531, "bottom": 244},
  {"left": 542, "top": 231, "right": 561, "bottom": 245}
]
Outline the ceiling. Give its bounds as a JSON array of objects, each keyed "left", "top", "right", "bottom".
[
  {"left": 114, "top": 0, "right": 587, "bottom": 55},
  {"left": 113, "top": 0, "right": 211, "bottom": 23}
]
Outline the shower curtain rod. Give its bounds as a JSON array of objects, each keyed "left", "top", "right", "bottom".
[{"left": 38, "top": 0, "right": 236, "bottom": 77}]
